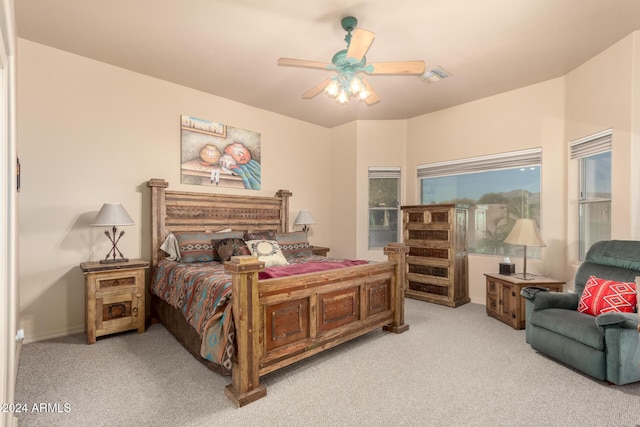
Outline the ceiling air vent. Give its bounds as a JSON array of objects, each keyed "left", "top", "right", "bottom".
[{"left": 419, "top": 66, "right": 450, "bottom": 83}]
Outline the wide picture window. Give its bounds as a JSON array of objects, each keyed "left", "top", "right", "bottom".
[{"left": 418, "top": 149, "right": 541, "bottom": 256}]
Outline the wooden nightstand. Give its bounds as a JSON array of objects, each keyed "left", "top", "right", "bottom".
[
  {"left": 484, "top": 273, "right": 564, "bottom": 329},
  {"left": 80, "top": 259, "right": 149, "bottom": 344},
  {"left": 311, "top": 246, "right": 330, "bottom": 256}
]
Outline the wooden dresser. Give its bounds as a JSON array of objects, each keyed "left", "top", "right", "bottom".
[
  {"left": 484, "top": 273, "right": 565, "bottom": 329},
  {"left": 401, "top": 204, "right": 469, "bottom": 307}
]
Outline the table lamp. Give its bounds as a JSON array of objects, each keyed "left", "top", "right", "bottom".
[
  {"left": 294, "top": 210, "right": 315, "bottom": 234},
  {"left": 503, "top": 218, "right": 546, "bottom": 280},
  {"left": 91, "top": 203, "right": 134, "bottom": 263}
]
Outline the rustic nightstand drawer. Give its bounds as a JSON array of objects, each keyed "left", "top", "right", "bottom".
[{"left": 96, "top": 275, "right": 136, "bottom": 290}]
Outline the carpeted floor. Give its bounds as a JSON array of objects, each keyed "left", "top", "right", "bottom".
[{"left": 14, "top": 300, "right": 640, "bottom": 426}]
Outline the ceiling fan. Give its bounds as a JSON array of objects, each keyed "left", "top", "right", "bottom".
[{"left": 277, "top": 16, "right": 425, "bottom": 105}]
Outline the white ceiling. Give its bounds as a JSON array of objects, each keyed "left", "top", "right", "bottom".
[{"left": 15, "top": 0, "right": 640, "bottom": 128}]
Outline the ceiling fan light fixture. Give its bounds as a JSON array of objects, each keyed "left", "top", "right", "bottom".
[
  {"left": 337, "top": 89, "right": 349, "bottom": 103},
  {"left": 325, "top": 80, "right": 340, "bottom": 96},
  {"left": 279, "top": 17, "right": 423, "bottom": 106},
  {"left": 349, "top": 76, "right": 363, "bottom": 94},
  {"left": 325, "top": 74, "right": 370, "bottom": 103}
]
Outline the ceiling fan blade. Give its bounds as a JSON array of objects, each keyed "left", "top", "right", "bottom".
[
  {"left": 346, "top": 29, "right": 375, "bottom": 62},
  {"left": 278, "top": 58, "right": 332, "bottom": 70},
  {"left": 361, "top": 79, "right": 380, "bottom": 105},
  {"left": 302, "top": 78, "right": 332, "bottom": 99},
  {"left": 367, "top": 61, "right": 426, "bottom": 75}
]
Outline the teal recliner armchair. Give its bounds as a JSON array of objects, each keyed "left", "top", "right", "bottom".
[{"left": 521, "top": 240, "right": 640, "bottom": 385}]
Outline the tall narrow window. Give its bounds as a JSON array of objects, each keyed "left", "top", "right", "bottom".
[
  {"left": 368, "top": 167, "right": 401, "bottom": 249},
  {"left": 571, "top": 130, "right": 612, "bottom": 260},
  {"left": 417, "top": 149, "right": 541, "bottom": 256}
]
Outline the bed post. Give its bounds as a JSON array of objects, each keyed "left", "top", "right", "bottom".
[
  {"left": 224, "top": 255, "right": 267, "bottom": 407},
  {"left": 383, "top": 243, "right": 410, "bottom": 334},
  {"left": 276, "top": 189, "right": 292, "bottom": 232},
  {"left": 147, "top": 179, "right": 169, "bottom": 268}
]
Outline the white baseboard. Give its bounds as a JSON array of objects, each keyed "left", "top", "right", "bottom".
[{"left": 23, "top": 325, "right": 85, "bottom": 345}]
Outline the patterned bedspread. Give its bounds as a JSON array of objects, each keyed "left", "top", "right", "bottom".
[
  {"left": 150, "top": 259, "right": 236, "bottom": 368},
  {"left": 150, "top": 255, "right": 339, "bottom": 370}
]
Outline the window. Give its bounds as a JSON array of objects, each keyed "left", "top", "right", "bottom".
[
  {"left": 571, "top": 130, "right": 612, "bottom": 260},
  {"left": 418, "top": 149, "right": 541, "bottom": 256},
  {"left": 368, "top": 167, "right": 400, "bottom": 249}
]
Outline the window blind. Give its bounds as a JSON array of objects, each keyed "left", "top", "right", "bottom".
[
  {"left": 417, "top": 148, "right": 541, "bottom": 179},
  {"left": 369, "top": 166, "right": 401, "bottom": 179},
  {"left": 569, "top": 129, "right": 612, "bottom": 160}
]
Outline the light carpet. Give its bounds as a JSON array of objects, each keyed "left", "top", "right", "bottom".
[{"left": 14, "top": 300, "right": 640, "bottom": 426}]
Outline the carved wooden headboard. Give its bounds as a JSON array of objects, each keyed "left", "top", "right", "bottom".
[{"left": 147, "top": 179, "right": 292, "bottom": 267}]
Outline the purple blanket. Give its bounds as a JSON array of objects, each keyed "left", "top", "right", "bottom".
[{"left": 259, "top": 259, "right": 369, "bottom": 279}]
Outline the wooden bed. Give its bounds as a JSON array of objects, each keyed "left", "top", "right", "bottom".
[{"left": 147, "top": 178, "right": 409, "bottom": 406}]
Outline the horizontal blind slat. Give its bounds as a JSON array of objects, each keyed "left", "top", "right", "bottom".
[
  {"left": 369, "top": 166, "right": 401, "bottom": 179},
  {"left": 570, "top": 130, "right": 612, "bottom": 160},
  {"left": 417, "top": 148, "right": 541, "bottom": 179}
]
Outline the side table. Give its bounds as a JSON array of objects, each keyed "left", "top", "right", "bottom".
[
  {"left": 484, "top": 273, "right": 564, "bottom": 329},
  {"left": 80, "top": 259, "right": 149, "bottom": 344},
  {"left": 311, "top": 246, "right": 330, "bottom": 256}
]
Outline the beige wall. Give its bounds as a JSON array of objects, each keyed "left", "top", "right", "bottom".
[
  {"left": 17, "top": 39, "right": 332, "bottom": 342},
  {"left": 405, "top": 78, "right": 567, "bottom": 303},
  {"left": 17, "top": 30, "right": 640, "bottom": 340},
  {"left": 355, "top": 120, "right": 407, "bottom": 261},
  {"left": 328, "top": 121, "right": 357, "bottom": 259},
  {"left": 565, "top": 32, "right": 640, "bottom": 269}
]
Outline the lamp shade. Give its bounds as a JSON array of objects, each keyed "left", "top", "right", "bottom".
[
  {"left": 91, "top": 203, "right": 134, "bottom": 226},
  {"left": 503, "top": 219, "right": 546, "bottom": 247},
  {"left": 294, "top": 210, "right": 315, "bottom": 226}
]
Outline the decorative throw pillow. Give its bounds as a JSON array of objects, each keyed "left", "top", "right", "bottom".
[
  {"left": 213, "top": 237, "right": 250, "bottom": 262},
  {"left": 174, "top": 230, "right": 243, "bottom": 263},
  {"left": 577, "top": 276, "right": 637, "bottom": 316},
  {"left": 211, "top": 231, "right": 244, "bottom": 261},
  {"left": 245, "top": 240, "right": 289, "bottom": 267},
  {"left": 244, "top": 230, "right": 276, "bottom": 241},
  {"left": 276, "top": 231, "right": 312, "bottom": 259}
]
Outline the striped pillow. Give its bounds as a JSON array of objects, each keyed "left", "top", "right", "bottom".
[
  {"left": 174, "top": 231, "right": 243, "bottom": 263},
  {"left": 276, "top": 231, "right": 312, "bottom": 259}
]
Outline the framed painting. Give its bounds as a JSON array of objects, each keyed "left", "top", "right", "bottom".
[{"left": 180, "top": 115, "right": 261, "bottom": 190}]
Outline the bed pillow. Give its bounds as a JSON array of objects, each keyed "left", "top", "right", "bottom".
[
  {"left": 244, "top": 230, "right": 276, "bottom": 241},
  {"left": 213, "top": 237, "right": 251, "bottom": 262},
  {"left": 577, "top": 276, "right": 637, "bottom": 316},
  {"left": 211, "top": 231, "right": 244, "bottom": 261},
  {"left": 174, "top": 230, "right": 243, "bottom": 263},
  {"left": 245, "top": 240, "right": 289, "bottom": 267},
  {"left": 276, "top": 231, "right": 313, "bottom": 259}
]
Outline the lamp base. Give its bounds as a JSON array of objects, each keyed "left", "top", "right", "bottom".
[
  {"left": 100, "top": 257, "right": 129, "bottom": 264},
  {"left": 514, "top": 274, "right": 535, "bottom": 280}
]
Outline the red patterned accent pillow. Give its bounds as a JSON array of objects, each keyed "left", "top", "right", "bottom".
[{"left": 577, "top": 276, "right": 637, "bottom": 316}]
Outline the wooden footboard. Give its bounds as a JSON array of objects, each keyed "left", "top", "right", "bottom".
[{"left": 224, "top": 243, "right": 408, "bottom": 407}]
